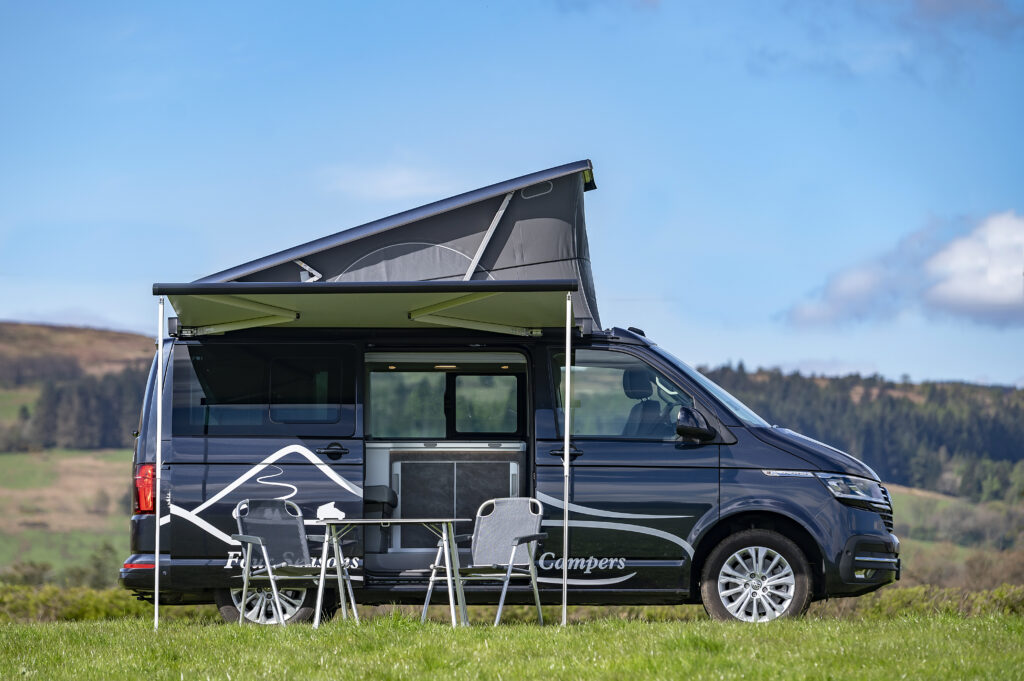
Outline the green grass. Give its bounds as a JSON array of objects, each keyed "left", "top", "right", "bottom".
[
  {"left": 0, "top": 448, "right": 132, "bottom": 490},
  {"left": 0, "top": 386, "right": 39, "bottom": 426},
  {"left": 1, "top": 615, "right": 1022, "bottom": 680},
  {"left": 0, "top": 527, "right": 129, "bottom": 574}
]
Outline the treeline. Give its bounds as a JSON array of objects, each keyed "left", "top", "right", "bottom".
[
  {"left": 3, "top": 354, "right": 1024, "bottom": 506},
  {"left": 702, "top": 364, "right": 1024, "bottom": 504},
  {"left": 0, "top": 354, "right": 82, "bottom": 387},
  {"left": 1, "top": 366, "right": 148, "bottom": 451}
]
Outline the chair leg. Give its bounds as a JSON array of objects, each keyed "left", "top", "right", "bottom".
[
  {"left": 528, "top": 549, "right": 543, "bottom": 625},
  {"left": 494, "top": 546, "right": 517, "bottom": 626},
  {"left": 261, "top": 546, "right": 285, "bottom": 625},
  {"left": 421, "top": 545, "right": 443, "bottom": 623},
  {"left": 238, "top": 544, "right": 253, "bottom": 625}
]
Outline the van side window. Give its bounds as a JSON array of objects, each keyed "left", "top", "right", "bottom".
[
  {"left": 366, "top": 352, "right": 525, "bottom": 439},
  {"left": 173, "top": 344, "right": 352, "bottom": 436},
  {"left": 455, "top": 375, "right": 518, "bottom": 434},
  {"left": 368, "top": 371, "right": 447, "bottom": 438},
  {"left": 552, "top": 349, "right": 694, "bottom": 440},
  {"left": 269, "top": 356, "right": 342, "bottom": 424}
]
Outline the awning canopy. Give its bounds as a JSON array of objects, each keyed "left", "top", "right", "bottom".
[{"left": 153, "top": 280, "right": 578, "bottom": 337}]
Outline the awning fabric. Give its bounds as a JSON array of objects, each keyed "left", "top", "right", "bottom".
[
  {"left": 152, "top": 280, "right": 578, "bottom": 337},
  {"left": 192, "top": 160, "right": 601, "bottom": 332}
]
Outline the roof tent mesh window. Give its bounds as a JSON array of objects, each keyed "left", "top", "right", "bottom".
[
  {"left": 173, "top": 343, "right": 352, "bottom": 436},
  {"left": 366, "top": 352, "right": 526, "bottom": 440}
]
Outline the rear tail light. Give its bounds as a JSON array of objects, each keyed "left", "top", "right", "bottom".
[{"left": 133, "top": 464, "right": 156, "bottom": 514}]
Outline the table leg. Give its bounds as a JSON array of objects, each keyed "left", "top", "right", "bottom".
[
  {"left": 313, "top": 531, "right": 331, "bottom": 629},
  {"left": 439, "top": 524, "right": 458, "bottom": 628},
  {"left": 331, "top": 526, "right": 353, "bottom": 622},
  {"left": 446, "top": 522, "right": 469, "bottom": 626}
]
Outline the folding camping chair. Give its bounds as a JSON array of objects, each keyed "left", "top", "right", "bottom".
[
  {"left": 421, "top": 497, "right": 547, "bottom": 626},
  {"left": 231, "top": 498, "right": 357, "bottom": 625}
]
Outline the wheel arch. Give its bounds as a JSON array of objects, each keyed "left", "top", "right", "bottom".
[{"left": 689, "top": 510, "right": 827, "bottom": 601}]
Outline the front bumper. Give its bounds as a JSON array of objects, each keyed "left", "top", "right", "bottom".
[{"left": 833, "top": 533, "right": 900, "bottom": 596}]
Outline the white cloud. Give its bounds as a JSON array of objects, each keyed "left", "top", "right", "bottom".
[
  {"left": 786, "top": 211, "right": 1024, "bottom": 328},
  {"left": 924, "top": 211, "right": 1024, "bottom": 325},
  {"left": 321, "top": 164, "right": 457, "bottom": 202}
]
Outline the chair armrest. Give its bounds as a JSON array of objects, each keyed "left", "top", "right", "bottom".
[
  {"left": 231, "top": 534, "right": 265, "bottom": 547},
  {"left": 513, "top": 533, "right": 548, "bottom": 545}
]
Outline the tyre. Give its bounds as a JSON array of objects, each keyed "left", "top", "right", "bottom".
[
  {"left": 214, "top": 587, "right": 327, "bottom": 624},
  {"left": 700, "top": 529, "right": 812, "bottom": 622}
]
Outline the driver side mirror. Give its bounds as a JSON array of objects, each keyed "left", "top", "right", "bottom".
[{"left": 676, "top": 406, "right": 716, "bottom": 442}]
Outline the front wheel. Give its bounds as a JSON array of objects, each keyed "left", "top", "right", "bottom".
[
  {"left": 214, "top": 587, "right": 324, "bottom": 624},
  {"left": 700, "top": 529, "right": 812, "bottom": 622}
]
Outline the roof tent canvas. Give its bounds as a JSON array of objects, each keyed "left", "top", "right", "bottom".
[{"left": 195, "top": 160, "right": 601, "bottom": 332}]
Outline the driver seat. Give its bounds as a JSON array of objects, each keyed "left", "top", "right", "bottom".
[{"left": 621, "top": 367, "right": 661, "bottom": 437}]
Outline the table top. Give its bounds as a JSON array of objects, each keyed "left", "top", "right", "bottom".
[{"left": 312, "top": 517, "right": 472, "bottom": 526}]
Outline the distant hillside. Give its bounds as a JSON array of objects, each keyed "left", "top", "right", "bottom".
[
  {"left": 702, "top": 364, "right": 1024, "bottom": 504},
  {"left": 0, "top": 322, "right": 153, "bottom": 386},
  {"left": 0, "top": 324, "right": 1022, "bottom": 507},
  {"left": 0, "top": 323, "right": 153, "bottom": 449}
]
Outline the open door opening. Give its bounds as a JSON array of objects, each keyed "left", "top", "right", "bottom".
[{"left": 361, "top": 352, "right": 529, "bottom": 574}]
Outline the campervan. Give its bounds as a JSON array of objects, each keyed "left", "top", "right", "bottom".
[{"left": 120, "top": 161, "right": 899, "bottom": 623}]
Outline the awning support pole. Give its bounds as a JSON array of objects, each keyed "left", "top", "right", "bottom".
[
  {"left": 154, "top": 297, "right": 164, "bottom": 631},
  {"left": 463, "top": 191, "right": 514, "bottom": 280},
  {"left": 562, "top": 292, "right": 572, "bottom": 626}
]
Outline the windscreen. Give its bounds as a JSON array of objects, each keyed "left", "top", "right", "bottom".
[{"left": 651, "top": 346, "right": 770, "bottom": 428}]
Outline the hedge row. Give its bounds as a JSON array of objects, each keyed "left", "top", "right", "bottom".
[
  {"left": 0, "top": 585, "right": 215, "bottom": 623},
  {"left": 1, "top": 584, "right": 1022, "bottom": 624}
]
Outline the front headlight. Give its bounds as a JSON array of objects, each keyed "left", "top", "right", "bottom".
[{"left": 815, "top": 473, "right": 886, "bottom": 505}]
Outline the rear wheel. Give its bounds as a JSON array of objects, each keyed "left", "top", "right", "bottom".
[
  {"left": 700, "top": 529, "right": 812, "bottom": 622},
  {"left": 214, "top": 587, "right": 324, "bottom": 624}
]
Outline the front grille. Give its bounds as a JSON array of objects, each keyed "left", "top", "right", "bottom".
[{"left": 878, "top": 485, "right": 894, "bottom": 532}]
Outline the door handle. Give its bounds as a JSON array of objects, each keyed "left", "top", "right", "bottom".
[
  {"left": 549, "top": 446, "right": 583, "bottom": 460},
  {"left": 315, "top": 443, "right": 349, "bottom": 460}
]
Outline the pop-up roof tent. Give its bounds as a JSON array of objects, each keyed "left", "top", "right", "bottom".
[
  {"left": 163, "top": 159, "right": 600, "bottom": 335},
  {"left": 151, "top": 160, "right": 600, "bottom": 628}
]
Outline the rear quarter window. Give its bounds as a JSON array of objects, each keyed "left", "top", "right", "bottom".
[{"left": 172, "top": 343, "right": 355, "bottom": 436}]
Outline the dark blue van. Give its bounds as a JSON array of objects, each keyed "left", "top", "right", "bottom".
[{"left": 121, "top": 162, "right": 899, "bottom": 623}]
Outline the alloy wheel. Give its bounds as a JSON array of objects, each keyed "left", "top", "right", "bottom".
[
  {"left": 716, "top": 546, "right": 795, "bottom": 622},
  {"left": 231, "top": 587, "right": 308, "bottom": 624}
]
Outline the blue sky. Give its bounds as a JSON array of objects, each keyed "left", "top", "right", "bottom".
[{"left": 1, "top": 1, "right": 1022, "bottom": 385}]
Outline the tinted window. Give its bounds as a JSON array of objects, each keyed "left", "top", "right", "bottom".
[
  {"left": 368, "top": 371, "right": 446, "bottom": 438},
  {"left": 552, "top": 349, "right": 693, "bottom": 439},
  {"left": 366, "top": 352, "right": 525, "bottom": 439},
  {"left": 173, "top": 343, "right": 352, "bottom": 436},
  {"left": 455, "top": 374, "right": 518, "bottom": 434}
]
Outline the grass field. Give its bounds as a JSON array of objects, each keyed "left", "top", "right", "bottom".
[
  {"left": 0, "top": 449, "right": 132, "bottom": 574},
  {"left": 0, "top": 386, "right": 39, "bottom": 427},
  {"left": 1, "top": 615, "right": 1022, "bottom": 680}
]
